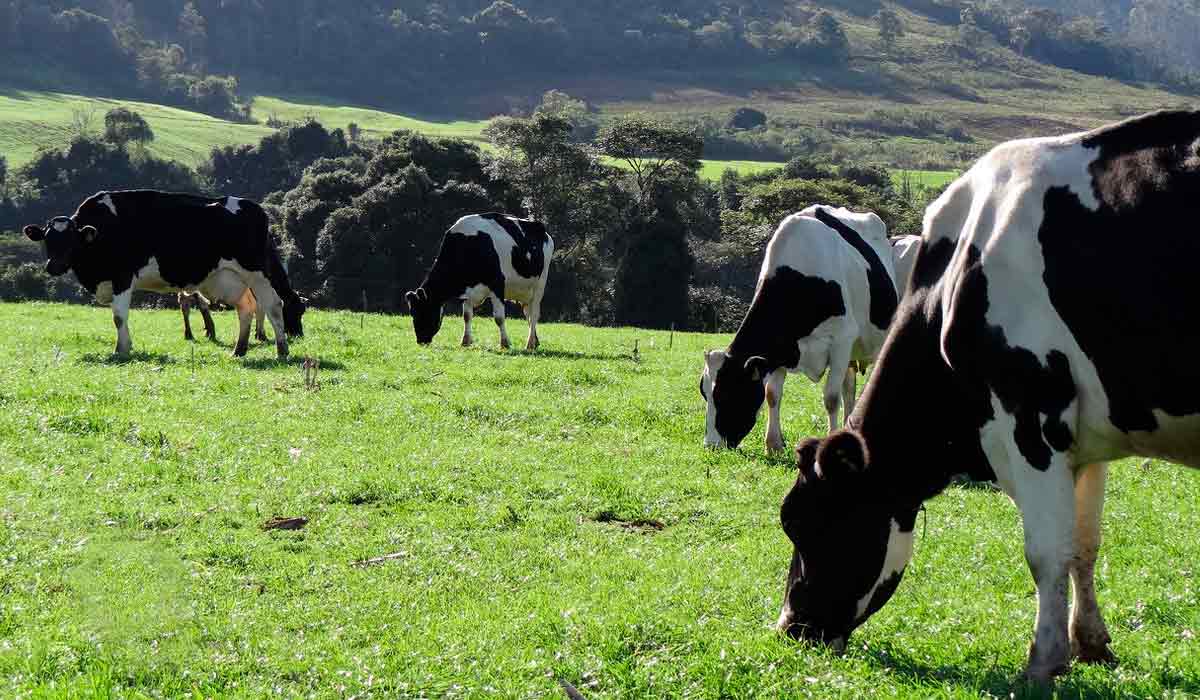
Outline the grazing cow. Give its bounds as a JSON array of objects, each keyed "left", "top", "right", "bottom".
[
  {"left": 889, "top": 235, "right": 921, "bottom": 297},
  {"left": 700, "top": 205, "right": 898, "bottom": 452},
  {"left": 405, "top": 213, "right": 553, "bottom": 351},
  {"left": 178, "top": 289, "right": 267, "bottom": 343},
  {"left": 776, "top": 110, "right": 1200, "bottom": 681},
  {"left": 23, "top": 190, "right": 304, "bottom": 358}
]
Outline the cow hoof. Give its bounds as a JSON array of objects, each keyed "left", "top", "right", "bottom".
[
  {"left": 500, "top": 341, "right": 511, "bottom": 351},
  {"left": 233, "top": 344, "right": 248, "bottom": 357},
  {"left": 766, "top": 438, "right": 786, "bottom": 455},
  {"left": 185, "top": 331, "right": 195, "bottom": 341},
  {"left": 462, "top": 337, "right": 473, "bottom": 347},
  {"left": 255, "top": 333, "right": 269, "bottom": 343},
  {"left": 1073, "top": 642, "right": 1117, "bottom": 666}
]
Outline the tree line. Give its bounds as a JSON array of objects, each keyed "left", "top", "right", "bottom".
[{"left": 0, "top": 96, "right": 943, "bottom": 331}]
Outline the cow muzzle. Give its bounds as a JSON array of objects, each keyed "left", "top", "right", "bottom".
[{"left": 46, "top": 260, "right": 69, "bottom": 276}]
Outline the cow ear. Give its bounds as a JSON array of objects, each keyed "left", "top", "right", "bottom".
[
  {"left": 22, "top": 224, "right": 45, "bottom": 242},
  {"left": 404, "top": 291, "right": 418, "bottom": 307},
  {"left": 416, "top": 287, "right": 428, "bottom": 302},
  {"left": 744, "top": 355, "right": 767, "bottom": 382},
  {"left": 816, "top": 430, "right": 869, "bottom": 479},
  {"left": 794, "top": 437, "right": 820, "bottom": 474},
  {"left": 81, "top": 225, "right": 99, "bottom": 243}
]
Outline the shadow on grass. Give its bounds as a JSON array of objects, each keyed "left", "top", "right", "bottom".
[
  {"left": 240, "top": 355, "right": 347, "bottom": 371},
  {"left": 480, "top": 347, "right": 635, "bottom": 362},
  {"left": 80, "top": 351, "right": 176, "bottom": 366},
  {"left": 864, "top": 645, "right": 1200, "bottom": 698}
]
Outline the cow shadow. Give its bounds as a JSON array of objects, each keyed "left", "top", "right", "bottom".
[
  {"left": 864, "top": 645, "right": 1200, "bottom": 697},
  {"left": 80, "top": 351, "right": 177, "bottom": 366},
  {"left": 239, "top": 355, "right": 347, "bottom": 371},
  {"left": 483, "top": 348, "right": 635, "bottom": 362}
]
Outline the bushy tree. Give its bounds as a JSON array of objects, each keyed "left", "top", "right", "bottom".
[
  {"left": 876, "top": 8, "right": 904, "bottom": 49},
  {"left": 103, "top": 108, "right": 155, "bottom": 148}
]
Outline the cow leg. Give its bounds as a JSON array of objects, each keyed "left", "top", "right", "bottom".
[
  {"left": 1070, "top": 462, "right": 1115, "bottom": 665},
  {"left": 180, "top": 292, "right": 195, "bottom": 341},
  {"left": 525, "top": 285, "right": 545, "bottom": 351},
  {"left": 232, "top": 290, "right": 254, "bottom": 357},
  {"left": 491, "top": 294, "right": 511, "bottom": 350},
  {"left": 823, "top": 340, "right": 853, "bottom": 432},
  {"left": 841, "top": 365, "right": 858, "bottom": 425},
  {"left": 196, "top": 293, "right": 216, "bottom": 341},
  {"left": 764, "top": 368, "right": 787, "bottom": 454},
  {"left": 250, "top": 290, "right": 267, "bottom": 342},
  {"left": 112, "top": 287, "right": 133, "bottom": 356},
  {"left": 462, "top": 301, "right": 474, "bottom": 347},
  {"left": 245, "top": 273, "right": 288, "bottom": 358},
  {"left": 1003, "top": 453, "right": 1076, "bottom": 681}
]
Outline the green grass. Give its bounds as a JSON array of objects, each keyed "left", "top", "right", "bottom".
[
  {"left": 0, "top": 90, "right": 274, "bottom": 168},
  {"left": 2, "top": 301, "right": 1199, "bottom": 697},
  {"left": 249, "top": 95, "right": 493, "bottom": 144}
]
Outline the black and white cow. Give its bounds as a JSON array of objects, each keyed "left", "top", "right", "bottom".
[
  {"left": 776, "top": 110, "right": 1200, "bottom": 681},
  {"left": 178, "top": 289, "right": 267, "bottom": 343},
  {"left": 889, "top": 235, "right": 921, "bottom": 298},
  {"left": 700, "top": 205, "right": 898, "bottom": 452},
  {"left": 406, "top": 213, "right": 553, "bottom": 351},
  {"left": 23, "top": 190, "right": 304, "bottom": 358}
]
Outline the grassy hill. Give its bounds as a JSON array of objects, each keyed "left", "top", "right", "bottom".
[{"left": 1, "top": 302, "right": 1199, "bottom": 696}]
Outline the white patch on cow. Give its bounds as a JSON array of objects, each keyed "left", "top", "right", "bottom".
[
  {"left": 854, "top": 519, "right": 915, "bottom": 620},
  {"left": 225, "top": 197, "right": 241, "bottom": 215},
  {"left": 702, "top": 351, "right": 727, "bottom": 448},
  {"left": 98, "top": 194, "right": 117, "bottom": 216},
  {"left": 461, "top": 283, "right": 491, "bottom": 309},
  {"left": 52, "top": 220, "right": 69, "bottom": 232},
  {"left": 95, "top": 281, "right": 114, "bottom": 305},
  {"left": 889, "top": 235, "right": 921, "bottom": 298}
]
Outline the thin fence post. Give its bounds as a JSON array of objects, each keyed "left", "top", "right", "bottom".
[{"left": 670, "top": 323, "right": 675, "bottom": 350}]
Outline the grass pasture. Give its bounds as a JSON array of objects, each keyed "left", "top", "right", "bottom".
[{"left": 2, "top": 302, "right": 1200, "bottom": 697}]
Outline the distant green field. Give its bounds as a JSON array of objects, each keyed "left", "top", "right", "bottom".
[
  {"left": 0, "top": 90, "right": 274, "bottom": 168},
  {"left": 0, "top": 89, "right": 956, "bottom": 187},
  {"left": 2, "top": 302, "right": 1200, "bottom": 697}
]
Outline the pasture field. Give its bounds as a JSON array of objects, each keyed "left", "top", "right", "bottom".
[
  {"left": 0, "top": 89, "right": 954, "bottom": 186},
  {"left": 2, "top": 302, "right": 1200, "bottom": 698}
]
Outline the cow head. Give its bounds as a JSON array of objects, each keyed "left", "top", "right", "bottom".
[
  {"left": 777, "top": 430, "right": 914, "bottom": 649},
  {"left": 23, "top": 217, "right": 99, "bottom": 276},
  {"left": 405, "top": 287, "right": 442, "bottom": 344},
  {"left": 284, "top": 296, "right": 307, "bottom": 337},
  {"left": 701, "top": 350, "right": 767, "bottom": 448}
]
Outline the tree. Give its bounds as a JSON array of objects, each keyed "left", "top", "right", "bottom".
[
  {"left": 811, "top": 12, "right": 850, "bottom": 64},
  {"left": 595, "top": 118, "right": 703, "bottom": 204},
  {"left": 178, "top": 2, "right": 207, "bottom": 65},
  {"left": 347, "top": 122, "right": 362, "bottom": 143},
  {"left": 103, "top": 108, "right": 155, "bottom": 148},
  {"left": 876, "top": 8, "right": 904, "bottom": 50}
]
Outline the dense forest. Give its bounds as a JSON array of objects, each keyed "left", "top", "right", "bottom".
[{"left": 1, "top": 0, "right": 1196, "bottom": 118}]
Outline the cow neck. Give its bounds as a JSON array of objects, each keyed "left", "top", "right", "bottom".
[
  {"left": 420, "top": 254, "right": 460, "bottom": 306},
  {"left": 727, "top": 289, "right": 798, "bottom": 372},
  {"left": 853, "top": 296, "right": 993, "bottom": 515}
]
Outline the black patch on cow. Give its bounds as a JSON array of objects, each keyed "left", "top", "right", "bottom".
[
  {"left": 812, "top": 208, "right": 898, "bottom": 330},
  {"left": 26, "top": 190, "right": 303, "bottom": 333},
  {"left": 478, "top": 212, "right": 548, "bottom": 281},
  {"left": 940, "top": 244, "right": 1076, "bottom": 471},
  {"left": 1036, "top": 111, "right": 1200, "bottom": 434},
  {"left": 711, "top": 266, "right": 846, "bottom": 447},
  {"left": 699, "top": 375, "right": 707, "bottom": 401}
]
